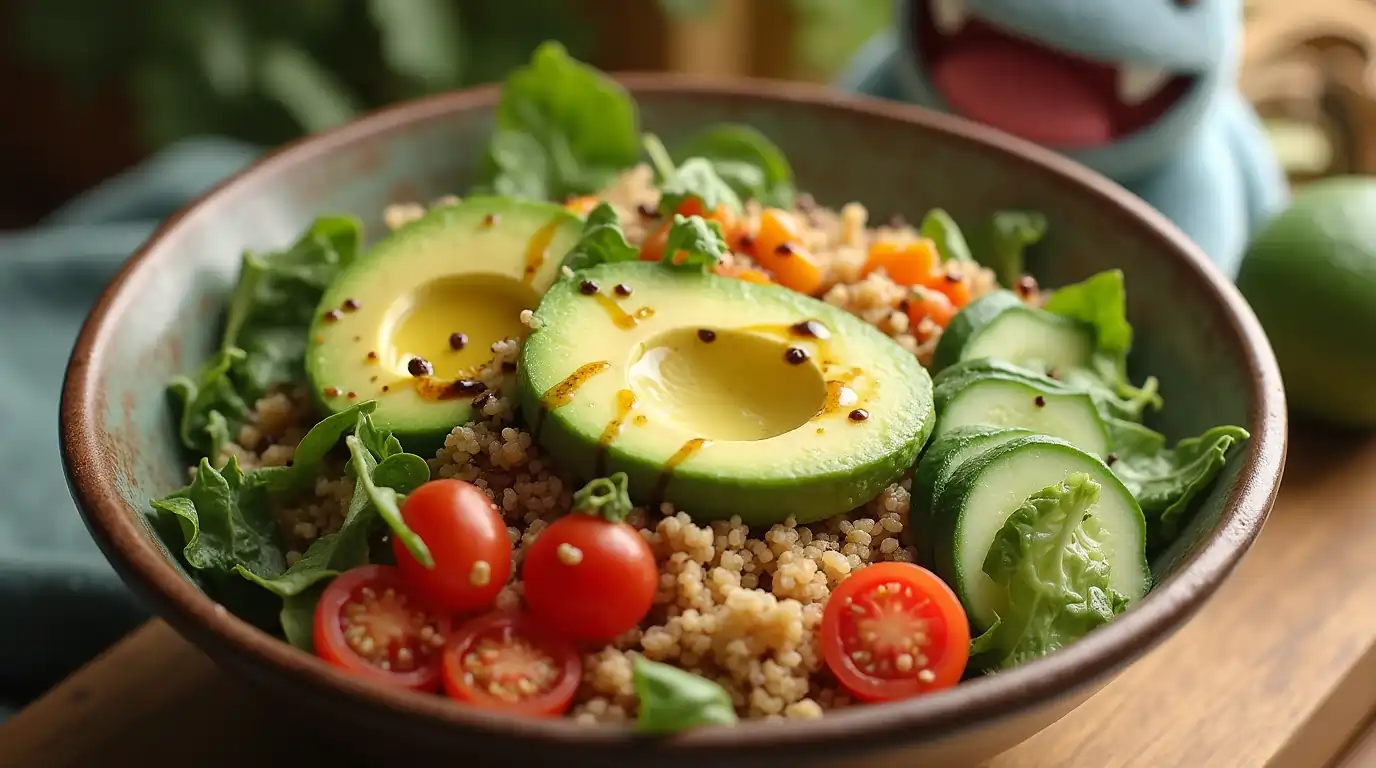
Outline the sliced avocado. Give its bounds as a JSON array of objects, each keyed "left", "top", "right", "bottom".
[
  {"left": 307, "top": 197, "right": 583, "bottom": 452},
  {"left": 518, "top": 261, "right": 935, "bottom": 525}
]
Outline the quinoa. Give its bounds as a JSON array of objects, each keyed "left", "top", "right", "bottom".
[{"left": 209, "top": 172, "right": 1041, "bottom": 723}]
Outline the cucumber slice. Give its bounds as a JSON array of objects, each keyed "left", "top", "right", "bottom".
[
  {"left": 932, "top": 357, "right": 1070, "bottom": 394},
  {"left": 933, "top": 290, "right": 1095, "bottom": 374},
  {"left": 910, "top": 425, "right": 1034, "bottom": 564},
  {"left": 932, "top": 435, "right": 1149, "bottom": 629},
  {"left": 932, "top": 373, "right": 1111, "bottom": 458}
]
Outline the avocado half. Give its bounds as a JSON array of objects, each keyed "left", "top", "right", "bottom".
[
  {"left": 518, "top": 261, "right": 935, "bottom": 525},
  {"left": 306, "top": 197, "right": 583, "bottom": 453}
]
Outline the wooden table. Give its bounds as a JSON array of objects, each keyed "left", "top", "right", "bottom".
[{"left": 3, "top": 427, "right": 1376, "bottom": 768}]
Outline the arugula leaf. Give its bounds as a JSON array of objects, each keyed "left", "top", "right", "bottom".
[
  {"left": 1043, "top": 270, "right": 1162, "bottom": 418},
  {"left": 1060, "top": 356, "right": 1162, "bottom": 422},
  {"left": 655, "top": 156, "right": 743, "bottom": 218},
  {"left": 254, "top": 401, "right": 377, "bottom": 493},
  {"left": 920, "top": 208, "right": 973, "bottom": 262},
  {"left": 976, "top": 210, "right": 1047, "bottom": 288},
  {"left": 662, "top": 214, "right": 727, "bottom": 271},
  {"left": 675, "top": 123, "right": 795, "bottom": 208},
  {"left": 150, "top": 457, "right": 286, "bottom": 583},
  {"left": 633, "top": 656, "right": 738, "bottom": 733},
  {"left": 168, "top": 215, "right": 362, "bottom": 459},
  {"left": 481, "top": 40, "right": 640, "bottom": 200},
  {"left": 560, "top": 202, "right": 640, "bottom": 273},
  {"left": 1111, "top": 425, "right": 1250, "bottom": 551},
  {"left": 972, "top": 473, "right": 1130, "bottom": 671},
  {"left": 346, "top": 435, "right": 433, "bottom": 568}
]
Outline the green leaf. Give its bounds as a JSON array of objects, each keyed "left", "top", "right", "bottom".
[
  {"left": 150, "top": 457, "right": 286, "bottom": 583},
  {"left": 920, "top": 208, "right": 973, "bottom": 262},
  {"left": 656, "top": 157, "right": 743, "bottom": 218},
  {"left": 675, "top": 124, "right": 795, "bottom": 208},
  {"left": 367, "top": 0, "right": 464, "bottom": 91},
  {"left": 976, "top": 473, "right": 1130, "bottom": 671},
  {"left": 662, "top": 215, "right": 727, "bottom": 272},
  {"left": 482, "top": 40, "right": 640, "bottom": 200},
  {"left": 1112, "top": 425, "right": 1250, "bottom": 551},
  {"left": 373, "top": 453, "right": 431, "bottom": 496},
  {"left": 254, "top": 401, "right": 377, "bottom": 493},
  {"left": 346, "top": 435, "right": 433, "bottom": 568},
  {"left": 1043, "top": 270, "right": 1133, "bottom": 357},
  {"left": 280, "top": 585, "right": 325, "bottom": 652},
  {"left": 977, "top": 210, "right": 1046, "bottom": 288},
  {"left": 633, "top": 656, "right": 738, "bottom": 733},
  {"left": 258, "top": 42, "right": 362, "bottom": 133},
  {"left": 561, "top": 202, "right": 640, "bottom": 273},
  {"left": 167, "top": 347, "right": 250, "bottom": 455},
  {"left": 572, "top": 473, "right": 633, "bottom": 523}
]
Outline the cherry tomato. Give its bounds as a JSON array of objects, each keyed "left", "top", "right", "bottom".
[
  {"left": 906, "top": 288, "right": 957, "bottom": 333},
  {"left": 442, "top": 611, "right": 582, "bottom": 716},
  {"left": 752, "top": 208, "right": 824, "bottom": 295},
  {"left": 674, "top": 199, "right": 737, "bottom": 233},
  {"left": 393, "top": 479, "right": 512, "bottom": 614},
  {"left": 639, "top": 221, "right": 670, "bottom": 262},
  {"left": 314, "top": 565, "right": 451, "bottom": 692},
  {"left": 522, "top": 513, "right": 658, "bottom": 643},
  {"left": 821, "top": 562, "right": 970, "bottom": 702}
]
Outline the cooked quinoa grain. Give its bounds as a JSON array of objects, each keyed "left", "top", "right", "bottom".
[{"left": 212, "top": 170, "right": 1039, "bottom": 723}]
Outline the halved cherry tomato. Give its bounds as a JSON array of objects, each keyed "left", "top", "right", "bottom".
[
  {"left": 821, "top": 562, "right": 970, "bottom": 702},
  {"left": 639, "top": 221, "right": 670, "bottom": 262},
  {"left": 714, "top": 263, "right": 773, "bottom": 285},
  {"left": 906, "top": 288, "right": 957, "bottom": 332},
  {"left": 862, "top": 239, "right": 939, "bottom": 286},
  {"left": 442, "top": 611, "right": 582, "bottom": 716},
  {"left": 563, "top": 196, "right": 601, "bottom": 216},
  {"left": 522, "top": 513, "right": 658, "bottom": 643},
  {"left": 393, "top": 479, "right": 512, "bottom": 614},
  {"left": 314, "top": 564, "right": 451, "bottom": 692},
  {"left": 752, "top": 208, "right": 823, "bottom": 295}
]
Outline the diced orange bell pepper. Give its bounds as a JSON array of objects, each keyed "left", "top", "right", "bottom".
[
  {"left": 861, "top": 238, "right": 939, "bottom": 286},
  {"left": 931, "top": 268, "right": 974, "bottom": 308},
  {"left": 906, "top": 288, "right": 957, "bottom": 333},
  {"left": 639, "top": 222, "right": 671, "bottom": 263},
  {"left": 563, "top": 196, "right": 601, "bottom": 216},
  {"left": 752, "top": 208, "right": 823, "bottom": 295}
]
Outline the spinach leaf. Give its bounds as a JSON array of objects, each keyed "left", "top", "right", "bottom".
[
  {"left": 633, "top": 656, "right": 738, "bottom": 733},
  {"left": 346, "top": 435, "right": 433, "bottom": 567},
  {"left": 280, "top": 585, "right": 325, "bottom": 652},
  {"left": 561, "top": 202, "right": 640, "bottom": 273},
  {"left": 675, "top": 124, "right": 795, "bottom": 208},
  {"left": 1112, "top": 425, "right": 1250, "bottom": 551},
  {"left": 481, "top": 40, "right": 640, "bottom": 200},
  {"left": 975, "top": 210, "right": 1046, "bottom": 288},
  {"left": 167, "top": 215, "right": 362, "bottom": 459},
  {"left": 1043, "top": 270, "right": 1162, "bottom": 418},
  {"left": 662, "top": 214, "right": 727, "bottom": 272},
  {"left": 971, "top": 473, "right": 1130, "bottom": 671},
  {"left": 920, "top": 208, "right": 973, "bottom": 262},
  {"left": 151, "top": 457, "right": 286, "bottom": 584},
  {"left": 254, "top": 401, "right": 377, "bottom": 493},
  {"left": 655, "top": 158, "right": 743, "bottom": 218}
]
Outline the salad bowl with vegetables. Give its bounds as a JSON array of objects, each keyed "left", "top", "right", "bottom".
[{"left": 61, "top": 44, "right": 1284, "bottom": 767}]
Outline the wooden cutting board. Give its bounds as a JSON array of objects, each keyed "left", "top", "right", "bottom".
[{"left": 2, "top": 426, "right": 1375, "bottom": 768}]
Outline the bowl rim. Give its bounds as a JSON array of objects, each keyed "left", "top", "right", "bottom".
[{"left": 60, "top": 73, "right": 1287, "bottom": 754}]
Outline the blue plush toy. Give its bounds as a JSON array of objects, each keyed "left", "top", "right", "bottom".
[{"left": 838, "top": 0, "right": 1289, "bottom": 279}]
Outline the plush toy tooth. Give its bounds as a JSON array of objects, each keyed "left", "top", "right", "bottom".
[
  {"left": 1117, "top": 65, "right": 1171, "bottom": 105},
  {"left": 930, "top": 0, "right": 970, "bottom": 35}
]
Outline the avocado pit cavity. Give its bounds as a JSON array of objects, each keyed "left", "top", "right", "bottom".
[{"left": 383, "top": 273, "right": 537, "bottom": 379}]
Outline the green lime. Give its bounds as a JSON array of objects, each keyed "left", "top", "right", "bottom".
[{"left": 1238, "top": 176, "right": 1376, "bottom": 428}]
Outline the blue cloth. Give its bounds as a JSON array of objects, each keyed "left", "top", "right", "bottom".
[{"left": 0, "top": 138, "right": 260, "bottom": 713}]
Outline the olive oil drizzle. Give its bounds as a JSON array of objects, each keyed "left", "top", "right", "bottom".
[
  {"left": 522, "top": 217, "right": 566, "bottom": 284},
  {"left": 592, "top": 292, "right": 655, "bottom": 330},
  {"left": 594, "top": 389, "right": 639, "bottom": 476},
  {"left": 540, "top": 361, "right": 613, "bottom": 409},
  {"left": 413, "top": 375, "right": 487, "bottom": 401},
  {"left": 652, "top": 437, "right": 711, "bottom": 507}
]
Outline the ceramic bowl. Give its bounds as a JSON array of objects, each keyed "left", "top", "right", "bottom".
[{"left": 60, "top": 76, "right": 1286, "bottom": 767}]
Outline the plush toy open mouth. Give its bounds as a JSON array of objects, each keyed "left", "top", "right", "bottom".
[{"left": 914, "top": 0, "right": 1195, "bottom": 149}]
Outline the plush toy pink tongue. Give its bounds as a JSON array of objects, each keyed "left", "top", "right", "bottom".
[{"left": 930, "top": 37, "right": 1113, "bottom": 148}]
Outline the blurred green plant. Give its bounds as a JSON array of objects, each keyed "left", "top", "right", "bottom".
[{"left": 13, "top": 0, "right": 592, "bottom": 150}]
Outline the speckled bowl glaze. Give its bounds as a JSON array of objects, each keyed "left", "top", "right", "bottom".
[{"left": 61, "top": 76, "right": 1286, "bottom": 767}]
